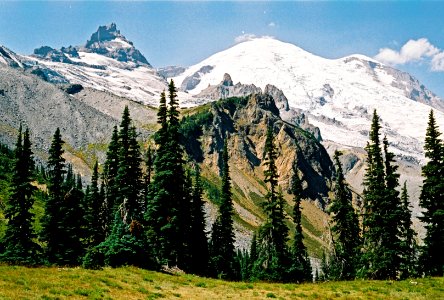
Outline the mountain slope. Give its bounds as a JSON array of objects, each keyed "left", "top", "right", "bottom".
[
  {"left": 173, "top": 37, "right": 444, "bottom": 163},
  {"left": 0, "top": 24, "right": 194, "bottom": 106},
  {"left": 182, "top": 95, "right": 334, "bottom": 253}
]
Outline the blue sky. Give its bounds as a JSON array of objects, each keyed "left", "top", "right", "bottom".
[{"left": 1, "top": 1, "right": 444, "bottom": 96}]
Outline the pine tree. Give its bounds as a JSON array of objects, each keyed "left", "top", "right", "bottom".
[
  {"left": 288, "top": 163, "right": 312, "bottom": 282},
  {"left": 103, "top": 125, "right": 120, "bottom": 233},
  {"left": 189, "top": 165, "right": 209, "bottom": 275},
  {"left": 398, "top": 182, "right": 417, "bottom": 278},
  {"left": 419, "top": 110, "right": 444, "bottom": 276},
  {"left": 326, "top": 151, "right": 360, "bottom": 280},
  {"left": 209, "top": 138, "right": 236, "bottom": 279},
  {"left": 1, "top": 126, "right": 40, "bottom": 264},
  {"left": 252, "top": 125, "right": 290, "bottom": 282},
  {"left": 42, "top": 128, "right": 67, "bottom": 263}
]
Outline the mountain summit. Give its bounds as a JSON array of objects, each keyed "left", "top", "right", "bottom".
[
  {"left": 83, "top": 23, "right": 150, "bottom": 66},
  {"left": 174, "top": 37, "right": 444, "bottom": 163},
  {"left": 5, "top": 23, "right": 169, "bottom": 104}
]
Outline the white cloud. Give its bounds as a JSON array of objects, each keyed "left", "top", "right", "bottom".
[
  {"left": 234, "top": 33, "right": 257, "bottom": 44},
  {"left": 431, "top": 52, "right": 444, "bottom": 71},
  {"left": 268, "top": 22, "right": 276, "bottom": 27},
  {"left": 375, "top": 38, "right": 444, "bottom": 72}
]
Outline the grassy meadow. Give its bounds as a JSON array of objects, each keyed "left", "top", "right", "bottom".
[{"left": 0, "top": 266, "right": 442, "bottom": 300}]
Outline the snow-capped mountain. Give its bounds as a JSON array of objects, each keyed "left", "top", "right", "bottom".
[
  {"left": 173, "top": 37, "right": 444, "bottom": 163},
  {"left": 0, "top": 24, "right": 194, "bottom": 106}
]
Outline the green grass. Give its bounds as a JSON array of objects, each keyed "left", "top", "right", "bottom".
[{"left": 0, "top": 266, "right": 442, "bottom": 300}]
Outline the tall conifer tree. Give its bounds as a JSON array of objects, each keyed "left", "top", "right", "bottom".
[
  {"left": 189, "top": 165, "right": 209, "bottom": 275},
  {"left": 398, "top": 182, "right": 417, "bottom": 278},
  {"left": 42, "top": 128, "right": 66, "bottom": 263},
  {"left": 85, "top": 161, "right": 106, "bottom": 247},
  {"left": 116, "top": 108, "right": 144, "bottom": 222},
  {"left": 1, "top": 126, "right": 40, "bottom": 264},
  {"left": 419, "top": 110, "right": 444, "bottom": 276},
  {"left": 252, "top": 125, "right": 290, "bottom": 282},
  {"left": 209, "top": 138, "right": 236, "bottom": 279},
  {"left": 103, "top": 125, "right": 120, "bottom": 233},
  {"left": 326, "top": 151, "right": 360, "bottom": 280},
  {"left": 288, "top": 163, "right": 312, "bottom": 282}
]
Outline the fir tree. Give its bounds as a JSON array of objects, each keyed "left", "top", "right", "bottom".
[
  {"left": 398, "top": 182, "right": 417, "bottom": 278},
  {"left": 143, "top": 146, "right": 154, "bottom": 199},
  {"left": 42, "top": 128, "right": 67, "bottom": 263},
  {"left": 116, "top": 108, "right": 144, "bottom": 222},
  {"left": 326, "top": 151, "right": 360, "bottom": 280},
  {"left": 252, "top": 125, "right": 290, "bottom": 282},
  {"left": 1, "top": 126, "right": 40, "bottom": 264},
  {"left": 419, "top": 110, "right": 444, "bottom": 276},
  {"left": 209, "top": 138, "right": 236, "bottom": 279},
  {"left": 146, "top": 91, "right": 170, "bottom": 264},
  {"left": 189, "top": 165, "right": 209, "bottom": 275},
  {"left": 85, "top": 161, "right": 106, "bottom": 248},
  {"left": 361, "top": 111, "right": 403, "bottom": 279},
  {"left": 288, "top": 163, "right": 312, "bottom": 282},
  {"left": 57, "top": 184, "right": 85, "bottom": 265},
  {"left": 103, "top": 125, "right": 120, "bottom": 233},
  {"left": 146, "top": 82, "right": 188, "bottom": 267},
  {"left": 97, "top": 107, "right": 148, "bottom": 268}
]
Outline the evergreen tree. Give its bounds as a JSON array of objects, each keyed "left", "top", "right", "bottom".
[
  {"left": 288, "top": 163, "right": 312, "bottom": 282},
  {"left": 398, "top": 182, "right": 417, "bottom": 278},
  {"left": 42, "top": 128, "right": 67, "bottom": 263},
  {"left": 361, "top": 110, "right": 404, "bottom": 279},
  {"left": 1, "top": 126, "right": 40, "bottom": 264},
  {"left": 146, "top": 82, "right": 188, "bottom": 268},
  {"left": 419, "top": 110, "right": 444, "bottom": 276},
  {"left": 143, "top": 146, "right": 154, "bottom": 199},
  {"left": 102, "top": 125, "right": 120, "bottom": 233},
  {"left": 326, "top": 151, "right": 360, "bottom": 280},
  {"left": 361, "top": 111, "right": 386, "bottom": 279},
  {"left": 209, "top": 138, "right": 236, "bottom": 279},
  {"left": 96, "top": 107, "right": 148, "bottom": 268},
  {"left": 57, "top": 185, "right": 85, "bottom": 265},
  {"left": 189, "top": 165, "right": 209, "bottom": 275},
  {"left": 252, "top": 125, "right": 290, "bottom": 282},
  {"left": 146, "top": 91, "right": 170, "bottom": 264},
  {"left": 85, "top": 161, "right": 106, "bottom": 248},
  {"left": 116, "top": 108, "right": 144, "bottom": 222}
]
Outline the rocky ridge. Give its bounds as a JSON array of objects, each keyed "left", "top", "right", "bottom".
[{"left": 193, "top": 73, "right": 322, "bottom": 141}]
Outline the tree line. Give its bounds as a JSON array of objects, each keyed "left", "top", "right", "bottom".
[{"left": 0, "top": 80, "right": 442, "bottom": 281}]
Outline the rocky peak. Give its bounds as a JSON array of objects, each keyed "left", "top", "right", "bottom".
[
  {"left": 82, "top": 23, "right": 150, "bottom": 66},
  {"left": 85, "top": 23, "right": 123, "bottom": 47},
  {"left": 221, "top": 73, "right": 233, "bottom": 86},
  {"left": 264, "top": 84, "right": 289, "bottom": 111},
  {"left": 191, "top": 94, "right": 333, "bottom": 205}
]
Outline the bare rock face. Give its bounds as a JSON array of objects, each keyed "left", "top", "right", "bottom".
[
  {"left": 180, "top": 65, "right": 214, "bottom": 91},
  {"left": 187, "top": 94, "right": 334, "bottom": 205},
  {"left": 0, "top": 46, "right": 24, "bottom": 68},
  {"left": 222, "top": 73, "right": 233, "bottom": 87},
  {"left": 82, "top": 23, "right": 150, "bottom": 66},
  {"left": 194, "top": 73, "right": 322, "bottom": 141}
]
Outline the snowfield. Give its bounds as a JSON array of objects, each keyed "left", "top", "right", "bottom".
[{"left": 173, "top": 37, "right": 444, "bottom": 162}]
